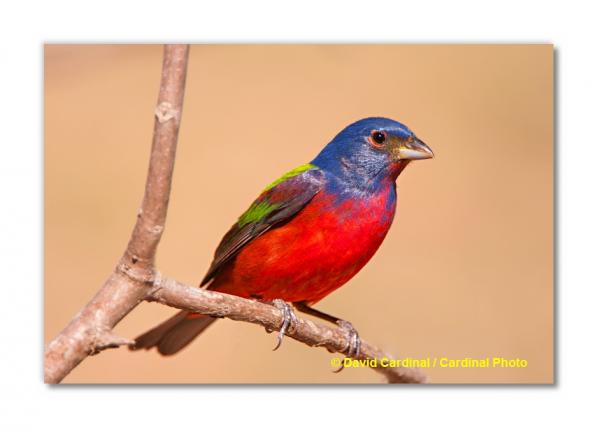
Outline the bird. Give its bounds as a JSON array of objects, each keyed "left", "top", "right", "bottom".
[{"left": 132, "top": 117, "right": 433, "bottom": 358}]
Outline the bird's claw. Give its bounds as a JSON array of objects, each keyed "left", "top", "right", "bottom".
[
  {"left": 271, "top": 299, "right": 298, "bottom": 351},
  {"left": 332, "top": 320, "right": 361, "bottom": 373}
]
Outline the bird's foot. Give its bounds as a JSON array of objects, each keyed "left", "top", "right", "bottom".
[
  {"left": 271, "top": 299, "right": 298, "bottom": 351},
  {"left": 332, "top": 320, "right": 362, "bottom": 373}
]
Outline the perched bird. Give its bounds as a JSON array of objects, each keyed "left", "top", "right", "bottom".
[{"left": 132, "top": 117, "right": 433, "bottom": 357}]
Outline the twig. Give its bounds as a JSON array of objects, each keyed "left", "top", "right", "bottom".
[
  {"left": 44, "top": 44, "right": 427, "bottom": 384},
  {"left": 44, "top": 45, "right": 189, "bottom": 383}
]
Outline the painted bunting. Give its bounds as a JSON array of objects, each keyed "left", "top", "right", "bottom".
[{"left": 132, "top": 117, "right": 433, "bottom": 357}]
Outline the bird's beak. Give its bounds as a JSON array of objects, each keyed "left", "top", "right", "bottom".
[{"left": 394, "top": 136, "right": 434, "bottom": 160}]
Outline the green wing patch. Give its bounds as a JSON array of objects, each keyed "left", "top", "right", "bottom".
[
  {"left": 238, "top": 201, "right": 281, "bottom": 227},
  {"left": 263, "top": 163, "right": 317, "bottom": 192},
  {"left": 237, "top": 163, "right": 318, "bottom": 227}
]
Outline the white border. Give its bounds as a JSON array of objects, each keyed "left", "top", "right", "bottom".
[{"left": 2, "top": 0, "right": 600, "bottom": 428}]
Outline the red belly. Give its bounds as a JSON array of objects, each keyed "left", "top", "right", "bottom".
[{"left": 210, "top": 188, "right": 396, "bottom": 304}]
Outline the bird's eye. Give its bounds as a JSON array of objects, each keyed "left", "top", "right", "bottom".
[{"left": 370, "top": 130, "right": 387, "bottom": 147}]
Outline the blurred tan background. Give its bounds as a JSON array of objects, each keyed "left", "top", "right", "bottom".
[{"left": 44, "top": 45, "right": 553, "bottom": 383}]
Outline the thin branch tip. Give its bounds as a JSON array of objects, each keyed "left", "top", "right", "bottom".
[{"left": 91, "top": 332, "right": 135, "bottom": 354}]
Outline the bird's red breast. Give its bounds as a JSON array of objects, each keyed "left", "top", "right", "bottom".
[{"left": 209, "top": 183, "right": 396, "bottom": 304}]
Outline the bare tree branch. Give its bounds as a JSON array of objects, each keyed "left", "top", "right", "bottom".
[
  {"left": 44, "top": 44, "right": 427, "bottom": 384},
  {"left": 148, "top": 275, "right": 427, "bottom": 383},
  {"left": 44, "top": 45, "right": 189, "bottom": 383}
]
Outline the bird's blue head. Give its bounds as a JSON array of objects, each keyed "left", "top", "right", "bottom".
[{"left": 311, "top": 117, "right": 433, "bottom": 189}]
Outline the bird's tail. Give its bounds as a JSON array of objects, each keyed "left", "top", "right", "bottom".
[{"left": 130, "top": 311, "right": 217, "bottom": 355}]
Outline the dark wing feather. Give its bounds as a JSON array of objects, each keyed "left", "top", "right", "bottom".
[{"left": 200, "top": 168, "right": 324, "bottom": 286}]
